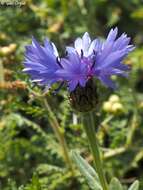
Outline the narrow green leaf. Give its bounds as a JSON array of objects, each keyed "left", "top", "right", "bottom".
[
  {"left": 72, "top": 150, "right": 100, "bottom": 181},
  {"left": 71, "top": 150, "right": 102, "bottom": 190},
  {"left": 109, "top": 178, "right": 123, "bottom": 190},
  {"left": 128, "top": 180, "right": 139, "bottom": 190}
]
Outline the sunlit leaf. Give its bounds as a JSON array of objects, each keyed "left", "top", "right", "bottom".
[
  {"left": 71, "top": 150, "right": 102, "bottom": 190},
  {"left": 109, "top": 178, "right": 123, "bottom": 190},
  {"left": 128, "top": 180, "right": 139, "bottom": 190}
]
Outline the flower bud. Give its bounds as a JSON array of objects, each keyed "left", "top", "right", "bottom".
[
  {"left": 0, "top": 47, "right": 11, "bottom": 56},
  {"left": 109, "top": 94, "right": 120, "bottom": 103},
  {"left": 9, "top": 43, "right": 17, "bottom": 52},
  {"left": 111, "top": 102, "right": 124, "bottom": 114},
  {"left": 69, "top": 79, "right": 98, "bottom": 112},
  {"left": 103, "top": 101, "right": 112, "bottom": 112},
  {"left": 0, "top": 44, "right": 17, "bottom": 56}
]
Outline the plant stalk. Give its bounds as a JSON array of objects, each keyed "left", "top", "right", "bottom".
[
  {"left": 43, "top": 98, "right": 74, "bottom": 176},
  {"left": 82, "top": 112, "right": 108, "bottom": 190},
  {"left": 0, "top": 61, "right": 4, "bottom": 82}
]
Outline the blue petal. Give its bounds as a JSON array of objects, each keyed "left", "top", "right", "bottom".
[
  {"left": 23, "top": 37, "right": 61, "bottom": 87},
  {"left": 98, "top": 75, "right": 117, "bottom": 89},
  {"left": 106, "top": 27, "right": 118, "bottom": 42}
]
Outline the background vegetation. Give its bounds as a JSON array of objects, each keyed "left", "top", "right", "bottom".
[{"left": 0, "top": 0, "right": 143, "bottom": 189}]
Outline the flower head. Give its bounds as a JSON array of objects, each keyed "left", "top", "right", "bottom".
[{"left": 23, "top": 28, "right": 134, "bottom": 93}]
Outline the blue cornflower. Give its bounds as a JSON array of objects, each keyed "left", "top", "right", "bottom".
[{"left": 23, "top": 28, "right": 134, "bottom": 93}]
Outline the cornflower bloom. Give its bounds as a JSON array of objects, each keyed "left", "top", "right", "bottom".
[{"left": 23, "top": 28, "right": 134, "bottom": 112}]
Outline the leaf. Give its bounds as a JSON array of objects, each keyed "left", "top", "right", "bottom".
[
  {"left": 128, "top": 180, "right": 139, "bottom": 190},
  {"left": 71, "top": 150, "right": 99, "bottom": 181},
  {"left": 71, "top": 150, "right": 102, "bottom": 190},
  {"left": 109, "top": 178, "right": 123, "bottom": 190}
]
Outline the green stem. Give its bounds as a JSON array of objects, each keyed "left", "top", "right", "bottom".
[
  {"left": 126, "top": 114, "right": 138, "bottom": 147},
  {"left": 43, "top": 98, "right": 74, "bottom": 176},
  {"left": 27, "top": 87, "right": 75, "bottom": 175},
  {"left": 82, "top": 112, "right": 108, "bottom": 190},
  {"left": 0, "top": 60, "right": 4, "bottom": 82}
]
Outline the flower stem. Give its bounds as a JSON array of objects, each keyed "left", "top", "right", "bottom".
[
  {"left": 43, "top": 98, "right": 74, "bottom": 176},
  {"left": 0, "top": 61, "right": 4, "bottom": 83},
  {"left": 82, "top": 112, "right": 108, "bottom": 190},
  {"left": 27, "top": 88, "right": 74, "bottom": 174}
]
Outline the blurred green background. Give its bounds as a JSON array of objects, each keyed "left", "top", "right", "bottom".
[{"left": 0, "top": 0, "right": 143, "bottom": 189}]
